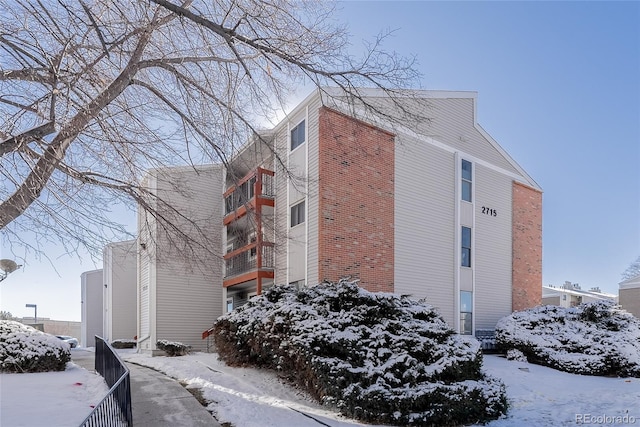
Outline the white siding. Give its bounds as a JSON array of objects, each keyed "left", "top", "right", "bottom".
[
  {"left": 273, "top": 125, "right": 289, "bottom": 285},
  {"left": 420, "top": 98, "right": 520, "bottom": 174},
  {"left": 137, "top": 177, "right": 155, "bottom": 351},
  {"left": 103, "top": 240, "right": 137, "bottom": 342},
  {"left": 152, "top": 165, "right": 224, "bottom": 352},
  {"left": 473, "top": 164, "right": 513, "bottom": 329},
  {"left": 306, "top": 97, "right": 322, "bottom": 286},
  {"left": 80, "top": 269, "right": 103, "bottom": 348},
  {"left": 394, "top": 135, "right": 456, "bottom": 326}
]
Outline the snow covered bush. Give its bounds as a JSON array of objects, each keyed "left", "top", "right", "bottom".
[
  {"left": 496, "top": 301, "right": 640, "bottom": 377},
  {"left": 0, "top": 320, "right": 70, "bottom": 373},
  {"left": 111, "top": 339, "right": 136, "bottom": 349},
  {"left": 506, "top": 349, "right": 527, "bottom": 362},
  {"left": 156, "top": 339, "right": 191, "bottom": 356},
  {"left": 213, "top": 280, "right": 507, "bottom": 426}
]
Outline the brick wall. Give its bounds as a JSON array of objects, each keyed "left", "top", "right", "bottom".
[
  {"left": 317, "top": 107, "right": 395, "bottom": 293},
  {"left": 512, "top": 181, "right": 543, "bottom": 311}
]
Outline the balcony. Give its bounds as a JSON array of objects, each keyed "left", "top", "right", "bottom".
[
  {"left": 223, "top": 242, "right": 274, "bottom": 287},
  {"left": 224, "top": 168, "right": 274, "bottom": 225}
]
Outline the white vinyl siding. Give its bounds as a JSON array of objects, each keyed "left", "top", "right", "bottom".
[
  {"left": 473, "top": 164, "right": 513, "bottom": 330},
  {"left": 305, "top": 97, "right": 322, "bottom": 287},
  {"left": 394, "top": 135, "right": 456, "bottom": 326},
  {"left": 273, "top": 125, "right": 289, "bottom": 286},
  {"left": 285, "top": 110, "right": 308, "bottom": 287},
  {"left": 103, "top": 240, "right": 137, "bottom": 342},
  {"left": 139, "top": 165, "right": 224, "bottom": 352}
]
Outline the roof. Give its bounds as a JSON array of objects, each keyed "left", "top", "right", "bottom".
[
  {"left": 542, "top": 285, "right": 617, "bottom": 300},
  {"left": 619, "top": 273, "right": 640, "bottom": 290}
]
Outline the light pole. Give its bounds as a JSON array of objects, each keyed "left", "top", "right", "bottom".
[{"left": 25, "top": 304, "right": 37, "bottom": 324}]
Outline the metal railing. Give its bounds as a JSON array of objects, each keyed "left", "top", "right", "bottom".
[
  {"left": 225, "top": 244, "right": 274, "bottom": 278},
  {"left": 224, "top": 168, "right": 275, "bottom": 215},
  {"left": 79, "top": 336, "right": 132, "bottom": 427}
]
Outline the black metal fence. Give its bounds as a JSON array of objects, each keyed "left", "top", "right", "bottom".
[{"left": 79, "top": 336, "right": 132, "bottom": 427}]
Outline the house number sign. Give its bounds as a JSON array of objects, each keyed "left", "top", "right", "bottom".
[{"left": 481, "top": 206, "right": 497, "bottom": 217}]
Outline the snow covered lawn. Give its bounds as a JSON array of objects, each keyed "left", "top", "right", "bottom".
[
  {"left": 2, "top": 350, "right": 639, "bottom": 426},
  {"left": 0, "top": 360, "right": 109, "bottom": 427},
  {"left": 122, "top": 351, "right": 640, "bottom": 427}
]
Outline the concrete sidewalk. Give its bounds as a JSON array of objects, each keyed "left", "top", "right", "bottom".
[{"left": 71, "top": 349, "right": 221, "bottom": 426}]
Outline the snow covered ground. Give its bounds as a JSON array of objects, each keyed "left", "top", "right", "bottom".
[
  {"left": 1, "top": 351, "right": 639, "bottom": 427},
  {"left": 0, "top": 359, "right": 109, "bottom": 427}
]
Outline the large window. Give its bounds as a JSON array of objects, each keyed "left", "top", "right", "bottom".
[
  {"left": 461, "top": 226, "right": 471, "bottom": 267},
  {"left": 460, "top": 291, "right": 473, "bottom": 335},
  {"left": 290, "top": 120, "right": 306, "bottom": 151},
  {"left": 290, "top": 200, "right": 305, "bottom": 227},
  {"left": 461, "top": 159, "right": 472, "bottom": 202}
]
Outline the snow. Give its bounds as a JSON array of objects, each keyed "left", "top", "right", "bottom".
[
  {"left": 0, "top": 358, "right": 109, "bottom": 427},
  {"left": 1, "top": 349, "right": 639, "bottom": 426},
  {"left": 481, "top": 355, "right": 640, "bottom": 426},
  {"left": 496, "top": 301, "right": 640, "bottom": 376}
]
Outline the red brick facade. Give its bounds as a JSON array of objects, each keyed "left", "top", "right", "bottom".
[
  {"left": 317, "top": 107, "right": 395, "bottom": 293},
  {"left": 512, "top": 181, "right": 543, "bottom": 311}
]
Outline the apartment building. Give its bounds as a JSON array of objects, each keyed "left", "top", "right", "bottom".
[
  {"left": 103, "top": 240, "right": 137, "bottom": 343},
  {"left": 220, "top": 88, "right": 542, "bottom": 335},
  {"left": 619, "top": 274, "right": 640, "bottom": 317},
  {"left": 542, "top": 281, "right": 617, "bottom": 308},
  {"left": 80, "top": 269, "right": 103, "bottom": 347},
  {"left": 137, "top": 165, "right": 224, "bottom": 353}
]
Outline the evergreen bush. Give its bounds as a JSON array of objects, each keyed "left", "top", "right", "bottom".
[
  {"left": 0, "top": 320, "right": 70, "bottom": 373},
  {"left": 496, "top": 300, "right": 640, "bottom": 377},
  {"left": 157, "top": 339, "right": 191, "bottom": 356},
  {"left": 213, "top": 279, "right": 507, "bottom": 426}
]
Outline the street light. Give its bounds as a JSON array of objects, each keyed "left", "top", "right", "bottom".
[
  {"left": 0, "top": 259, "right": 21, "bottom": 282},
  {"left": 25, "top": 304, "right": 37, "bottom": 324}
]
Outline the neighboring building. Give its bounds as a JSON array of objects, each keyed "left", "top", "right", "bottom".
[
  {"left": 542, "top": 281, "right": 617, "bottom": 308},
  {"left": 137, "top": 165, "right": 224, "bottom": 353},
  {"left": 20, "top": 317, "right": 81, "bottom": 339},
  {"left": 619, "top": 274, "right": 640, "bottom": 317},
  {"left": 80, "top": 269, "right": 103, "bottom": 347},
  {"left": 103, "top": 240, "right": 137, "bottom": 343},
  {"left": 220, "top": 88, "right": 543, "bottom": 336}
]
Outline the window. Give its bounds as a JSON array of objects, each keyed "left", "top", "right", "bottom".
[
  {"left": 461, "top": 159, "right": 472, "bottom": 202},
  {"left": 289, "top": 279, "right": 306, "bottom": 290},
  {"left": 460, "top": 291, "right": 473, "bottom": 335},
  {"left": 226, "top": 297, "right": 234, "bottom": 313},
  {"left": 290, "top": 200, "right": 305, "bottom": 227},
  {"left": 290, "top": 120, "right": 306, "bottom": 151},
  {"left": 461, "top": 226, "right": 471, "bottom": 267}
]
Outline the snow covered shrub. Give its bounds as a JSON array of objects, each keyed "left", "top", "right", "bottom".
[
  {"left": 213, "top": 280, "right": 507, "bottom": 426},
  {"left": 111, "top": 339, "right": 136, "bottom": 349},
  {"left": 506, "top": 349, "right": 527, "bottom": 362},
  {"left": 496, "top": 301, "right": 640, "bottom": 377},
  {"left": 0, "top": 320, "right": 70, "bottom": 373},
  {"left": 156, "top": 339, "right": 191, "bottom": 356}
]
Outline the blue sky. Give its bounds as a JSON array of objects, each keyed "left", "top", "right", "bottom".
[{"left": 1, "top": 1, "right": 639, "bottom": 321}]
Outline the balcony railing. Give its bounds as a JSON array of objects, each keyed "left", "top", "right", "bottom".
[
  {"left": 224, "top": 243, "right": 274, "bottom": 278},
  {"left": 224, "top": 168, "right": 274, "bottom": 216}
]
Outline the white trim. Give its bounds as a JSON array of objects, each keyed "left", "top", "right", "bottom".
[
  {"left": 454, "top": 152, "right": 461, "bottom": 333},
  {"left": 304, "top": 105, "right": 309, "bottom": 289},
  {"left": 286, "top": 122, "right": 290, "bottom": 286}
]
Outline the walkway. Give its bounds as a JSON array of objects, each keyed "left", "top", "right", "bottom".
[{"left": 71, "top": 349, "right": 221, "bottom": 426}]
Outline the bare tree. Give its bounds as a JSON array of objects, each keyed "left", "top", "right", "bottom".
[
  {"left": 0, "top": 310, "right": 16, "bottom": 320},
  {"left": 622, "top": 255, "right": 640, "bottom": 281},
  {"left": 0, "top": 0, "right": 420, "bottom": 265}
]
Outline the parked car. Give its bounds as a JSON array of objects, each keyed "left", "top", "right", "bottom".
[{"left": 56, "top": 335, "right": 79, "bottom": 348}]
